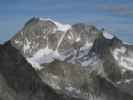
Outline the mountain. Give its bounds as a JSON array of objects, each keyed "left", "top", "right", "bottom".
[
  {"left": 11, "top": 17, "right": 99, "bottom": 69},
  {"left": 0, "top": 17, "right": 133, "bottom": 100}
]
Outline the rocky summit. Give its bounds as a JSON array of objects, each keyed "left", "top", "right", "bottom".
[{"left": 0, "top": 17, "right": 133, "bottom": 100}]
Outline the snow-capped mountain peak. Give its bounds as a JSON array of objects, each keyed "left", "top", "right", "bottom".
[
  {"left": 39, "top": 17, "right": 71, "bottom": 32},
  {"left": 11, "top": 17, "right": 99, "bottom": 69}
]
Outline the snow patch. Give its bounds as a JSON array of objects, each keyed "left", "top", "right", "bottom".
[
  {"left": 56, "top": 32, "right": 67, "bottom": 50},
  {"left": 23, "top": 39, "right": 31, "bottom": 53},
  {"left": 67, "top": 32, "right": 73, "bottom": 40},
  {"left": 69, "top": 31, "right": 74, "bottom": 39},
  {"left": 103, "top": 31, "right": 114, "bottom": 39},
  {"left": 112, "top": 47, "right": 133, "bottom": 71},
  {"left": 50, "top": 82, "right": 61, "bottom": 90},
  {"left": 125, "top": 79, "right": 133, "bottom": 84},
  {"left": 113, "top": 47, "right": 127, "bottom": 60},
  {"left": 81, "top": 55, "right": 100, "bottom": 67},
  {"left": 14, "top": 40, "right": 20, "bottom": 44},
  {"left": 26, "top": 47, "right": 67, "bottom": 70},
  {"left": 121, "top": 68, "right": 127, "bottom": 74},
  {"left": 21, "top": 32, "right": 24, "bottom": 36},
  {"left": 39, "top": 17, "right": 71, "bottom": 32},
  {"left": 65, "top": 87, "right": 81, "bottom": 94},
  {"left": 117, "top": 79, "right": 133, "bottom": 84},
  {"left": 75, "top": 37, "right": 81, "bottom": 42},
  {"left": 80, "top": 42, "right": 93, "bottom": 51},
  {"left": 26, "top": 58, "right": 43, "bottom": 70}
]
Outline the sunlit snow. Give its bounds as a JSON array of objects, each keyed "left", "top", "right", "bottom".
[
  {"left": 103, "top": 31, "right": 114, "bottom": 39},
  {"left": 26, "top": 46, "right": 68, "bottom": 70}
]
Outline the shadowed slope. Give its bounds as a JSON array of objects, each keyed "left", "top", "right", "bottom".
[{"left": 0, "top": 41, "right": 83, "bottom": 100}]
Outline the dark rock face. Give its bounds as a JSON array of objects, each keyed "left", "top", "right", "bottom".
[
  {"left": 39, "top": 60, "right": 133, "bottom": 100},
  {"left": 0, "top": 41, "right": 83, "bottom": 100},
  {"left": 91, "top": 34, "right": 133, "bottom": 97}
]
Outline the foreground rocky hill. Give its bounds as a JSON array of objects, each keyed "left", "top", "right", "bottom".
[{"left": 0, "top": 41, "right": 132, "bottom": 100}]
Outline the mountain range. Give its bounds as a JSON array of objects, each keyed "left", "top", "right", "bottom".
[{"left": 0, "top": 17, "right": 133, "bottom": 100}]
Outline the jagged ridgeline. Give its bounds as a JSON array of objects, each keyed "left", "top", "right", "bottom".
[{"left": 0, "top": 17, "right": 133, "bottom": 100}]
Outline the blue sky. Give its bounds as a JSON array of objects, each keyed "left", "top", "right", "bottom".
[{"left": 0, "top": 0, "right": 133, "bottom": 43}]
